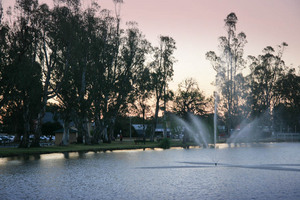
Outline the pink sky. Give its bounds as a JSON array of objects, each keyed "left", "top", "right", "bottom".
[
  {"left": 3, "top": 0, "right": 300, "bottom": 96},
  {"left": 98, "top": 0, "right": 300, "bottom": 95}
]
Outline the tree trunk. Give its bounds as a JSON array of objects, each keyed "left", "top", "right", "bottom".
[
  {"left": 142, "top": 107, "right": 146, "bottom": 143},
  {"left": 102, "top": 127, "right": 108, "bottom": 143},
  {"left": 31, "top": 35, "right": 54, "bottom": 147},
  {"left": 78, "top": 56, "right": 90, "bottom": 145},
  {"left": 83, "top": 117, "right": 90, "bottom": 144},
  {"left": 19, "top": 104, "right": 30, "bottom": 148},
  {"left": 108, "top": 116, "right": 116, "bottom": 143},
  {"left": 61, "top": 119, "right": 70, "bottom": 145},
  {"left": 76, "top": 117, "right": 89, "bottom": 144},
  {"left": 30, "top": 110, "right": 44, "bottom": 147},
  {"left": 92, "top": 116, "right": 105, "bottom": 144},
  {"left": 152, "top": 95, "right": 160, "bottom": 141}
]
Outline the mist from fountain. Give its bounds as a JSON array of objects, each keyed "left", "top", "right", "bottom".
[
  {"left": 226, "top": 113, "right": 271, "bottom": 145},
  {"left": 173, "top": 110, "right": 271, "bottom": 149},
  {"left": 227, "top": 119, "right": 260, "bottom": 144},
  {"left": 174, "top": 114, "right": 211, "bottom": 148}
]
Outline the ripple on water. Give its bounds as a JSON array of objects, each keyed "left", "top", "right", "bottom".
[{"left": 0, "top": 143, "right": 299, "bottom": 200}]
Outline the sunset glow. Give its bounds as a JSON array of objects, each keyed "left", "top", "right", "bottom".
[{"left": 2, "top": 0, "right": 300, "bottom": 96}]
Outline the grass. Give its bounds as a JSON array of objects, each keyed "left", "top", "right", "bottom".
[{"left": 0, "top": 140, "right": 196, "bottom": 158}]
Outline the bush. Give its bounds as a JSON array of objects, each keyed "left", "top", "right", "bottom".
[
  {"left": 159, "top": 138, "right": 171, "bottom": 149},
  {"left": 42, "top": 122, "right": 62, "bottom": 136}
]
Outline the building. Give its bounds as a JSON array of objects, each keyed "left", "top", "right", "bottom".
[
  {"left": 132, "top": 124, "right": 148, "bottom": 137},
  {"left": 54, "top": 128, "right": 78, "bottom": 145},
  {"left": 155, "top": 124, "right": 171, "bottom": 138}
]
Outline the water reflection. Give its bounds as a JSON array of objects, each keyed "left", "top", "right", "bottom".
[
  {"left": 0, "top": 143, "right": 299, "bottom": 200},
  {"left": 0, "top": 154, "right": 42, "bottom": 166},
  {"left": 146, "top": 161, "right": 300, "bottom": 172}
]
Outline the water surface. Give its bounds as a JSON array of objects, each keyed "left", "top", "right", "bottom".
[{"left": 1, "top": 143, "right": 300, "bottom": 200}]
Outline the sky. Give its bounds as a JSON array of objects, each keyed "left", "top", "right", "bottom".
[
  {"left": 2, "top": 0, "right": 300, "bottom": 97},
  {"left": 97, "top": 0, "right": 300, "bottom": 96}
]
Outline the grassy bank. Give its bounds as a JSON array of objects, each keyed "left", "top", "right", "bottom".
[{"left": 0, "top": 140, "right": 195, "bottom": 158}]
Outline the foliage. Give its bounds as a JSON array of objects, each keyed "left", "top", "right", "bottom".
[
  {"left": 206, "top": 12, "right": 247, "bottom": 133},
  {"left": 173, "top": 78, "right": 210, "bottom": 117},
  {"left": 0, "top": 0, "right": 43, "bottom": 148},
  {"left": 150, "top": 36, "right": 176, "bottom": 139},
  {"left": 159, "top": 138, "right": 171, "bottom": 149},
  {"left": 0, "top": 0, "right": 177, "bottom": 146},
  {"left": 206, "top": 12, "right": 300, "bottom": 134},
  {"left": 41, "top": 122, "right": 62, "bottom": 136},
  {"left": 1, "top": 3, "right": 299, "bottom": 148}
]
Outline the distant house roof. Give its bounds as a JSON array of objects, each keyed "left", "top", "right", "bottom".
[
  {"left": 132, "top": 124, "right": 147, "bottom": 131},
  {"left": 155, "top": 124, "right": 171, "bottom": 132},
  {"left": 132, "top": 124, "right": 147, "bottom": 135}
]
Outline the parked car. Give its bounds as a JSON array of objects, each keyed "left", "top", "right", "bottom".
[
  {"left": 0, "top": 135, "right": 10, "bottom": 144},
  {"left": 40, "top": 135, "right": 48, "bottom": 141},
  {"left": 8, "top": 135, "right": 15, "bottom": 142}
]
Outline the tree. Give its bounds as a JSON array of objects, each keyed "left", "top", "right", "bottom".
[
  {"left": 0, "top": 0, "right": 8, "bottom": 108},
  {"left": 151, "top": 35, "right": 176, "bottom": 139},
  {"left": 88, "top": 1, "right": 126, "bottom": 143},
  {"left": 0, "top": 0, "right": 3, "bottom": 22},
  {"left": 247, "top": 43, "right": 288, "bottom": 124},
  {"left": 0, "top": 0, "right": 43, "bottom": 148},
  {"left": 31, "top": 3, "right": 63, "bottom": 147},
  {"left": 104, "top": 21, "right": 151, "bottom": 142},
  {"left": 129, "top": 66, "right": 153, "bottom": 136},
  {"left": 41, "top": 121, "right": 62, "bottom": 137},
  {"left": 88, "top": 8, "right": 116, "bottom": 143},
  {"left": 173, "top": 78, "right": 209, "bottom": 118},
  {"left": 276, "top": 68, "right": 300, "bottom": 109},
  {"left": 51, "top": 1, "right": 93, "bottom": 144},
  {"left": 272, "top": 68, "right": 300, "bottom": 132},
  {"left": 0, "top": 0, "right": 179, "bottom": 147},
  {"left": 206, "top": 12, "right": 247, "bottom": 133}
]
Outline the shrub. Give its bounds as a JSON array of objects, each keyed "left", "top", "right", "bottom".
[{"left": 159, "top": 138, "right": 170, "bottom": 149}]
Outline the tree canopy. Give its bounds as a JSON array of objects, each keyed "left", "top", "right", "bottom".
[{"left": 0, "top": 3, "right": 299, "bottom": 147}]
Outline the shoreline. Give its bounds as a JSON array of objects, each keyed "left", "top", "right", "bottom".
[
  {"left": 1, "top": 140, "right": 299, "bottom": 158},
  {"left": 0, "top": 140, "right": 194, "bottom": 158}
]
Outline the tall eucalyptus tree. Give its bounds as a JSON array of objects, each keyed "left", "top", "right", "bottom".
[
  {"left": 31, "top": 3, "right": 64, "bottom": 146},
  {"left": 151, "top": 36, "right": 176, "bottom": 139},
  {"left": 0, "top": 0, "right": 2, "bottom": 22},
  {"left": 206, "top": 12, "right": 247, "bottom": 133},
  {"left": 129, "top": 62, "right": 153, "bottom": 137},
  {"left": 88, "top": 8, "right": 116, "bottom": 143},
  {"left": 105, "top": 22, "right": 151, "bottom": 142},
  {"left": 0, "top": 0, "right": 43, "bottom": 147},
  {"left": 51, "top": 1, "right": 93, "bottom": 144}
]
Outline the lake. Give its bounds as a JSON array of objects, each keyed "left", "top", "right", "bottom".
[{"left": 0, "top": 142, "right": 300, "bottom": 200}]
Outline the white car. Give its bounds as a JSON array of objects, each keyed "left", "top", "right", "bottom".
[{"left": 40, "top": 135, "right": 48, "bottom": 141}]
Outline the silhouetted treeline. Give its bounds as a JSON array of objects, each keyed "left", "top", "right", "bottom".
[
  {"left": 0, "top": 2, "right": 299, "bottom": 147},
  {"left": 0, "top": 0, "right": 178, "bottom": 147},
  {"left": 206, "top": 12, "right": 300, "bottom": 135}
]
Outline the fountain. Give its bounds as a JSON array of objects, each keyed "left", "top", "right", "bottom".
[
  {"left": 174, "top": 113, "right": 211, "bottom": 148},
  {"left": 227, "top": 119, "right": 260, "bottom": 144},
  {"left": 227, "top": 112, "right": 273, "bottom": 145},
  {"left": 213, "top": 91, "right": 218, "bottom": 148},
  {"left": 174, "top": 111, "right": 271, "bottom": 149}
]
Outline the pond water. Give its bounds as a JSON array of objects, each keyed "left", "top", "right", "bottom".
[{"left": 0, "top": 143, "right": 300, "bottom": 200}]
